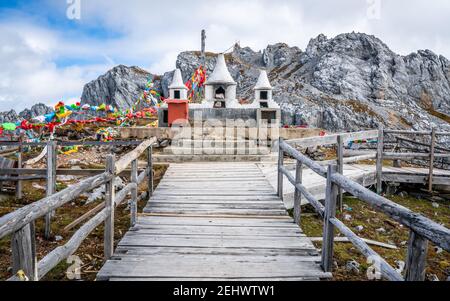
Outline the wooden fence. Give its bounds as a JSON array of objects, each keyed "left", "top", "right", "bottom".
[
  {"left": 0, "top": 138, "right": 156, "bottom": 281},
  {"left": 278, "top": 133, "right": 450, "bottom": 281},
  {"left": 378, "top": 127, "right": 450, "bottom": 192}
]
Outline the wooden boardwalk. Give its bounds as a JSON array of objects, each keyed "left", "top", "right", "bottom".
[{"left": 97, "top": 163, "right": 332, "bottom": 281}]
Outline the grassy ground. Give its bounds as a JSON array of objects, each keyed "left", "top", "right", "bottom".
[
  {"left": 293, "top": 194, "right": 449, "bottom": 281},
  {"left": 0, "top": 165, "right": 167, "bottom": 281}
]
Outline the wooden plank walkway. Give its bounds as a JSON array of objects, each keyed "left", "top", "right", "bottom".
[{"left": 97, "top": 163, "right": 331, "bottom": 281}]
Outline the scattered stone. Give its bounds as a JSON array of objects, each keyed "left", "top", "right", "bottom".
[
  {"left": 57, "top": 175, "right": 77, "bottom": 182},
  {"left": 159, "top": 139, "right": 170, "bottom": 148},
  {"left": 333, "top": 261, "right": 339, "bottom": 269},
  {"left": 400, "top": 241, "right": 408, "bottom": 246},
  {"left": 68, "top": 159, "right": 81, "bottom": 166},
  {"left": 398, "top": 191, "right": 408, "bottom": 198},
  {"left": 432, "top": 202, "right": 440, "bottom": 209},
  {"left": 355, "top": 225, "right": 364, "bottom": 232},
  {"left": 55, "top": 235, "right": 63, "bottom": 242},
  {"left": 376, "top": 227, "right": 386, "bottom": 233},
  {"left": 346, "top": 260, "right": 360, "bottom": 274},
  {"left": 344, "top": 214, "right": 352, "bottom": 221},
  {"left": 427, "top": 274, "right": 440, "bottom": 281},
  {"left": 395, "top": 260, "right": 405, "bottom": 273},
  {"left": 435, "top": 247, "right": 443, "bottom": 254},
  {"left": 32, "top": 183, "right": 46, "bottom": 191}
]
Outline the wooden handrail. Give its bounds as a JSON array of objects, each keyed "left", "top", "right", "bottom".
[
  {"left": 2, "top": 138, "right": 156, "bottom": 281},
  {"left": 0, "top": 172, "right": 112, "bottom": 239},
  {"left": 115, "top": 138, "right": 157, "bottom": 174},
  {"left": 278, "top": 131, "right": 450, "bottom": 281}
]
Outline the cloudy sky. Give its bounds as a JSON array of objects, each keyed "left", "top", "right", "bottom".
[{"left": 1, "top": 0, "right": 450, "bottom": 111}]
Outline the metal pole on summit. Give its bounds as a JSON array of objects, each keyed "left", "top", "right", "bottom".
[{"left": 201, "top": 29, "right": 206, "bottom": 67}]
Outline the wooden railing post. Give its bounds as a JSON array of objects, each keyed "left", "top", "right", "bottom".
[
  {"left": 428, "top": 128, "right": 436, "bottom": 192},
  {"left": 44, "top": 141, "right": 57, "bottom": 240},
  {"left": 321, "top": 165, "right": 338, "bottom": 272},
  {"left": 376, "top": 125, "right": 384, "bottom": 195},
  {"left": 293, "top": 160, "right": 303, "bottom": 225},
  {"left": 104, "top": 155, "right": 116, "bottom": 259},
  {"left": 131, "top": 159, "right": 138, "bottom": 227},
  {"left": 277, "top": 138, "right": 284, "bottom": 200},
  {"left": 147, "top": 146, "right": 154, "bottom": 197},
  {"left": 336, "top": 135, "right": 344, "bottom": 211},
  {"left": 405, "top": 230, "right": 428, "bottom": 281},
  {"left": 16, "top": 138, "right": 23, "bottom": 199},
  {"left": 11, "top": 222, "right": 37, "bottom": 281},
  {"left": 393, "top": 137, "right": 402, "bottom": 168}
]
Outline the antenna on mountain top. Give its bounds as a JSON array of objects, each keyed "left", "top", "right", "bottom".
[{"left": 201, "top": 29, "right": 206, "bottom": 67}]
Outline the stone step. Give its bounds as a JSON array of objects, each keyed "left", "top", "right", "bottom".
[
  {"left": 171, "top": 139, "right": 275, "bottom": 147},
  {"left": 163, "top": 147, "right": 272, "bottom": 156},
  {"left": 153, "top": 154, "right": 278, "bottom": 163}
]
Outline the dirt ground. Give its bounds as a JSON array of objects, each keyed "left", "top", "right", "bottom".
[
  {"left": 296, "top": 193, "right": 450, "bottom": 281},
  {"left": 0, "top": 147, "right": 168, "bottom": 281}
]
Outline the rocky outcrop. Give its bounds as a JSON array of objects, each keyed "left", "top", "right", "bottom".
[
  {"left": 80, "top": 65, "right": 162, "bottom": 110},
  {"left": 18, "top": 103, "right": 53, "bottom": 120},
  {"left": 79, "top": 33, "right": 450, "bottom": 137},
  {"left": 0, "top": 110, "right": 19, "bottom": 123}
]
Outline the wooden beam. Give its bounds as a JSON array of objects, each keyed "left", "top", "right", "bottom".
[
  {"left": 277, "top": 138, "right": 284, "bottom": 200},
  {"left": 0, "top": 172, "right": 112, "bottom": 239},
  {"left": 131, "top": 159, "right": 138, "bottom": 227},
  {"left": 321, "top": 165, "right": 338, "bottom": 272},
  {"left": 11, "top": 223, "right": 37, "bottom": 281},
  {"left": 104, "top": 155, "right": 115, "bottom": 260},
  {"left": 337, "top": 135, "right": 344, "bottom": 211},
  {"left": 405, "top": 230, "right": 428, "bottom": 281},
  {"left": 331, "top": 172, "right": 450, "bottom": 251},
  {"left": 115, "top": 138, "right": 156, "bottom": 174},
  {"left": 428, "top": 128, "right": 436, "bottom": 192},
  {"left": 293, "top": 160, "right": 302, "bottom": 226},
  {"left": 376, "top": 125, "right": 384, "bottom": 195},
  {"left": 15, "top": 146, "right": 23, "bottom": 199},
  {"left": 45, "top": 141, "right": 57, "bottom": 240},
  {"left": 147, "top": 146, "right": 153, "bottom": 197}
]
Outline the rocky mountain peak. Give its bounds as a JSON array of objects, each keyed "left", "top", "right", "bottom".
[
  {"left": 80, "top": 65, "right": 160, "bottom": 110},
  {"left": 76, "top": 32, "right": 449, "bottom": 136}
]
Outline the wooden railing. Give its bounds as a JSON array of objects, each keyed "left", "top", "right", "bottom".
[
  {"left": 0, "top": 138, "right": 157, "bottom": 281},
  {"left": 378, "top": 127, "right": 450, "bottom": 192},
  {"left": 278, "top": 136, "right": 450, "bottom": 281}
]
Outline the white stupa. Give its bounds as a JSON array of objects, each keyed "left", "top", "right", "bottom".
[
  {"left": 203, "top": 54, "right": 240, "bottom": 108},
  {"left": 250, "top": 70, "right": 279, "bottom": 109},
  {"left": 168, "top": 69, "right": 188, "bottom": 100}
]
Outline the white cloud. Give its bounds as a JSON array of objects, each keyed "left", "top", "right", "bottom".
[{"left": 2, "top": 0, "right": 450, "bottom": 111}]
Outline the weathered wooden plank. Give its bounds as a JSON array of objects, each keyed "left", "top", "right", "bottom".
[
  {"left": 376, "top": 126, "right": 384, "bottom": 195},
  {"left": 98, "top": 257, "right": 329, "bottom": 280},
  {"left": 130, "top": 159, "right": 138, "bottom": 227},
  {"left": 114, "top": 246, "right": 318, "bottom": 257},
  {"left": 405, "top": 230, "right": 428, "bottom": 281},
  {"left": 0, "top": 172, "right": 112, "bottom": 239},
  {"left": 428, "top": 128, "right": 436, "bottom": 192},
  {"left": 44, "top": 141, "right": 57, "bottom": 240},
  {"left": 10, "top": 223, "right": 37, "bottom": 281},
  {"left": 321, "top": 165, "right": 337, "bottom": 272},
  {"left": 104, "top": 155, "right": 115, "bottom": 259}
]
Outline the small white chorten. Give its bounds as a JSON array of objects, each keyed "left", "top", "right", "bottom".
[
  {"left": 204, "top": 54, "right": 239, "bottom": 108},
  {"left": 251, "top": 70, "right": 279, "bottom": 109},
  {"left": 168, "top": 69, "right": 188, "bottom": 100}
]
